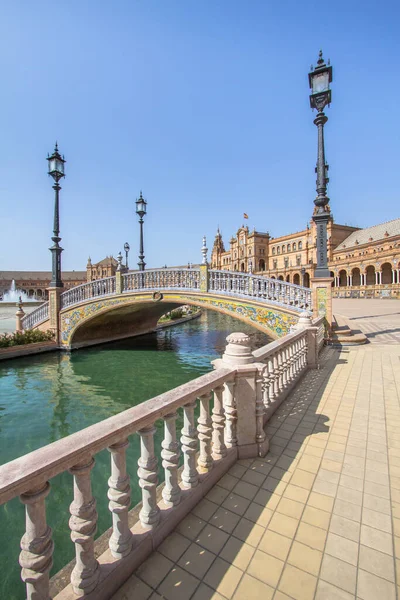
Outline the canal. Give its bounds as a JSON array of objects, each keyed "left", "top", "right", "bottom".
[{"left": 0, "top": 310, "right": 270, "bottom": 600}]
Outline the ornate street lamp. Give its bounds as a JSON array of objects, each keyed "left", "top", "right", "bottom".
[
  {"left": 309, "top": 50, "right": 333, "bottom": 278},
  {"left": 135, "top": 191, "right": 147, "bottom": 271},
  {"left": 47, "top": 142, "right": 66, "bottom": 287},
  {"left": 124, "top": 242, "right": 130, "bottom": 270}
]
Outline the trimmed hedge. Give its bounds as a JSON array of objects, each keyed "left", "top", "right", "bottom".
[{"left": 0, "top": 329, "right": 55, "bottom": 348}]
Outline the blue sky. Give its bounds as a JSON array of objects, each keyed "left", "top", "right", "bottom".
[{"left": 1, "top": 0, "right": 399, "bottom": 271}]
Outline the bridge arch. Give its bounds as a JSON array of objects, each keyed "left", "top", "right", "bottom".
[{"left": 60, "top": 290, "right": 303, "bottom": 350}]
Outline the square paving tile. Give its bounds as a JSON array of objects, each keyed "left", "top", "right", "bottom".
[
  {"left": 178, "top": 543, "right": 216, "bottom": 578},
  {"left": 222, "top": 493, "right": 251, "bottom": 516},
  {"left": 278, "top": 563, "right": 317, "bottom": 600},
  {"left": 232, "top": 574, "right": 274, "bottom": 600},
  {"left": 209, "top": 507, "right": 241, "bottom": 534},
  {"left": 258, "top": 529, "right": 292, "bottom": 561},
  {"left": 320, "top": 554, "right": 357, "bottom": 595},
  {"left": 157, "top": 566, "right": 200, "bottom": 600},
  {"left": 247, "top": 548, "right": 284, "bottom": 587},
  {"left": 195, "top": 524, "right": 230, "bottom": 554},
  {"left": 357, "top": 568, "right": 396, "bottom": 600},
  {"left": 136, "top": 552, "right": 174, "bottom": 589},
  {"left": 287, "top": 540, "right": 322, "bottom": 576},
  {"left": 219, "top": 536, "right": 255, "bottom": 571},
  {"left": 203, "top": 557, "right": 242, "bottom": 599}
]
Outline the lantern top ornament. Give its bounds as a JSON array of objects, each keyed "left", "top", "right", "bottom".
[
  {"left": 308, "top": 50, "right": 333, "bottom": 112},
  {"left": 47, "top": 142, "right": 66, "bottom": 182}
]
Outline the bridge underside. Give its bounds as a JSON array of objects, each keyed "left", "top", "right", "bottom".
[{"left": 58, "top": 291, "right": 300, "bottom": 350}]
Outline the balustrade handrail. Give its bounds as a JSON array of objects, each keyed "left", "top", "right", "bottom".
[
  {"left": 252, "top": 327, "right": 308, "bottom": 362},
  {"left": 0, "top": 366, "right": 235, "bottom": 505},
  {"left": 210, "top": 269, "right": 310, "bottom": 291},
  {"left": 21, "top": 301, "right": 49, "bottom": 329},
  {"left": 60, "top": 276, "right": 117, "bottom": 309}
]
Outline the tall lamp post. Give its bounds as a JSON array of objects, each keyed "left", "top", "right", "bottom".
[
  {"left": 47, "top": 142, "right": 66, "bottom": 287},
  {"left": 308, "top": 50, "right": 333, "bottom": 279},
  {"left": 124, "top": 242, "right": 130, "bottom": 270},
  {"left": 136, "top": 191, "right": 147, "bottom": 271}
]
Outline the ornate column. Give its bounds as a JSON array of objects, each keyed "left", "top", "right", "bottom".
[
  {"left": 197, "top": 392, "right": 213, "bottom": 471},
  {"left": 108, "top": 439, "right": 132, "bottom": 558},
  {"left": 181, "top": 401, "right": 199, "bottom": 488},
  {"left": 161, "top": 412, "right": 181, "bottom": 506},
  {"left": 19, "top": 483, "right": 54, "bottom": 600},
  {"left": 137, "top": 426, "right": 160, "bottom": 528},
  {"left": 69, "top": 457, "right": 99, "bottom": 595},
  {"left": 212, "top": 386, "right": 227, "bottom": 460}
]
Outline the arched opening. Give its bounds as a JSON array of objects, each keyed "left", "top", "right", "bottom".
[
  {"left": 293, "top": 273, "right": 300, "bottom": 285},
  {"left": 278, "top": 275, "right": 284, "bottom": 281},
  {"left": 381, "top": 262, "right": 392, "bottom": 284},
  {"left": 28, "top": 289, "right": 35, "bottom": 297},
  {"left": 286, "top": 275, "right": 290, "bottom": 283},
  {"left": 258, "top": 259, "right": 265, "bottom": 271},
  {"left": 37, "top": 289, "right": 43, "bottom": 297},
  {"left": 304, "top": 273, "right": 310, "bottom": 288},
  {"left": 330, "top": 271, "right": 335, "bottom": 287},
  {"left": 339, "top": 270, "right": 347, "bottom": 287},
  {"left": 241, "top": 263, "right": 245, "bottom": 272},
  {"left": 366, "top": 265, "right": 375, "bottom": 285},
  {"left": 352, "top": 267, "right": 361, "bottom": 287},
  {"left": 271, "top": 275, "right": 276, "bottom": 279}
]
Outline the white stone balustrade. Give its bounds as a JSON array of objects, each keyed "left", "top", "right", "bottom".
[{"left": 0, "top": 313, "right": 323, "bottom": 600}]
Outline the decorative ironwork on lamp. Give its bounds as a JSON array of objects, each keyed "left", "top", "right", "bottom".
[
  {"left": 308, "top": 51, "right": 333, "bottom": 279},
  {"left": 136, "top": 191, "right": 147, "bottom": 271},
  {"left": 47, "top": 142, "right": 66, "bottom": 287}
]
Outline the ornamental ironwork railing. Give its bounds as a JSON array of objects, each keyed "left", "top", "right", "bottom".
[
  {"left": 21, "top": 301, "right": 49, "bottom": 330},
  {"left": 208, "top": 270, "right": 311, "bottom": 310},
  {"left": 122, "top": 268, "right": 200, "bottom": 292},
  {"left": 60, "top": 277, "right": 116, "bottom": 309},
  {"left": 0, "top": 321, "right": 323, "bottom": 600}
]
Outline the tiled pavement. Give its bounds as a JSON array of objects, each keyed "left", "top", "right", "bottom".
[
  {"left": 112, "top": 342, "right": 400, "bottom": 600},
  {"left": 333, "top": 299, "right": 400, "bottom": 345}
]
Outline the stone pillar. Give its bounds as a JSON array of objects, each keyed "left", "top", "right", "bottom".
[
  {"left": 47, "top": 287, "right": 63, "bottom": 344},
  {"left": 310, "top": 277, "right": 333, "bottom": 329},
  {"left": 199, "top": 264, "right": 208, "bottom": 292},
  {"left": 116, "top": 270, "right": 123, "bottom": 295},
  {"left": 213, "top": 332, "right": 268, "bottom": 458},
  {"left": 16, "top": 300, "right": 25, "bottom": 333}
]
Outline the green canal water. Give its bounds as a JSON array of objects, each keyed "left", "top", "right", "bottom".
[{"left": 0, "top": 310, "right": 269, "bottom": 600}]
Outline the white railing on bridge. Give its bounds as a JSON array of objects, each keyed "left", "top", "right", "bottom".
[
  {"left": 60, "top": 276, "right": 116, "bottom": 310},
  {"left": 21, "top": 301, "right": 49, "bottom": 330},
  {"left": 24, "top": 268, "right": 312, "bottom": 328},
  {"left": 123, "top": 268, "right": 200, "bottom": 292},
  {"left": 0, "top": 319, "right": 323, "bottom": 600},
  {"left": 208, "top": 270, "right": 311, "bottom": 310}
]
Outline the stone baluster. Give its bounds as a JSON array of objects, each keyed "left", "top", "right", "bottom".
[
  {"left": 288, "top": 342, "right": 295, "bottom": 383},
  {"left": 255, "top": 367, "right": 267, "bottom": 453},
  {"left": 223, "top": 380, "right": 237, "bottom": 448},
  {"left": 181, "top": 401, "right": 199, "bottom": 487},
  {"left": 161, "top": 412, "right": 181, "bottom": 506},
  {"left": 281, "top": 346, "right": 288, "bottom": 389},
  {"left": 138, "top": 426, "right": 160, "bottom": 528},
  {"left": 19, "top": 483, "right": 54, "bottom": 600},
  {"left": 301, "top": 335, "right": 307, "bottom": 369},
  {"left": 212, "top": 386, "right": 227, "bottom": 460},
  {"left": 198, "top": 392, "right": 213, "bottom": 471},
  {"left": 264, "top": 355, "right": 275, "bottom": 405},
  {"left": 276, "top": 349, "right": 284, "bottom": 394},
  {"left": 272, "top": 352, "right": 280, "bottom": 398},
  {"left": 69, "top": 457, "right": 99, "bottom": 595},
  {"left": 107, "top": 439, "right": 132, "bottom": 558}
]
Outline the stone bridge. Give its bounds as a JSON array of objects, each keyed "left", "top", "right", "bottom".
[{"left": 22, "top": 267, "right": 315, "bottom": 349}]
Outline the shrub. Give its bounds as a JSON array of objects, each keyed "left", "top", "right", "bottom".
[{"left": 0, "top": 329, "right": 55, "bottom": 348}]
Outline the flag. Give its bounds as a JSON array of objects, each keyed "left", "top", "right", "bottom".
[{"left": 243, "top": 213, "right": 249, "bottom": 219}]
